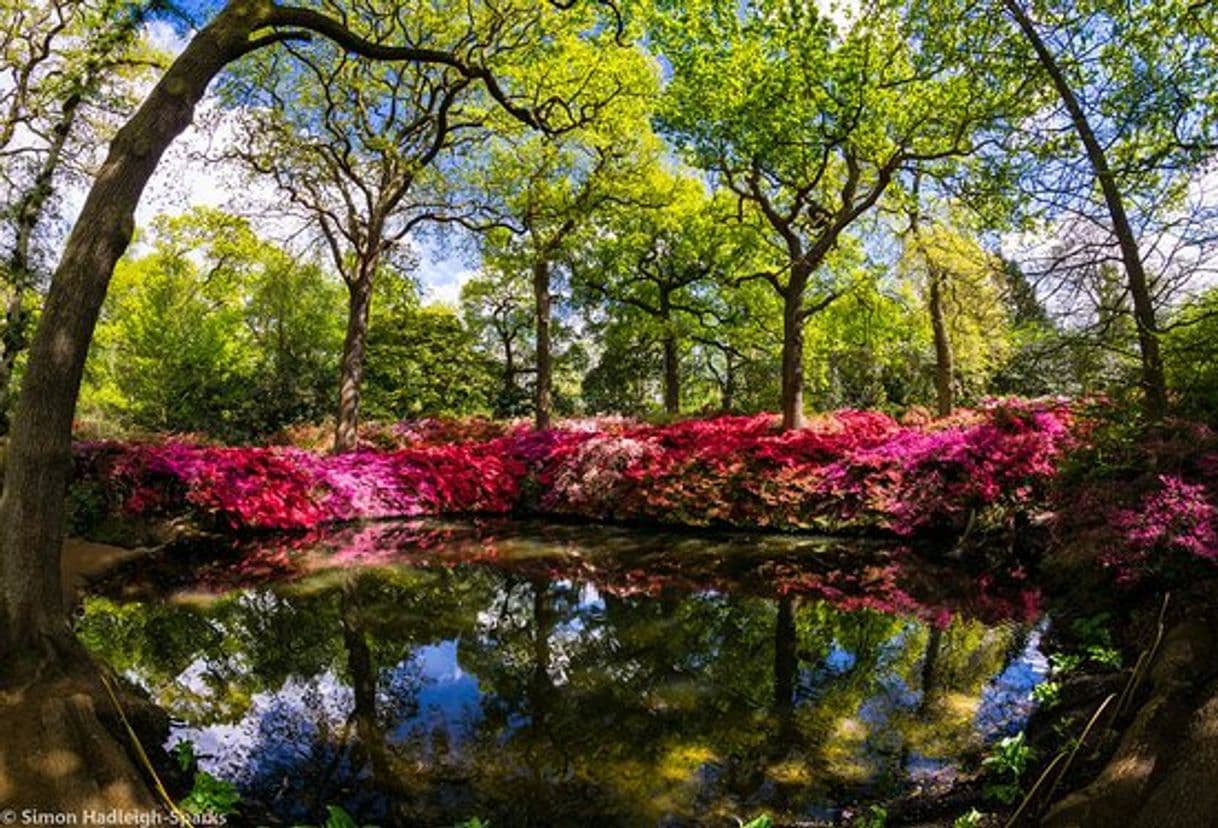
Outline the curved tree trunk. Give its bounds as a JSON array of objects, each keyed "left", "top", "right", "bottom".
[
  {"left": 0, "top": 0, "right": 267, "bottom": 664},
  {"left": 334, "top": 272, "right": 374, "bottom": 453},
  {"left": 780, "top": 290, "right": 805, "bottom": 431},
  {"left": 532, "top": 260, "right": 552, "bottom": 430},
  {"left": 0, "top": 4, "right": 267, "bottom": 814},
  {"left": 928, "top": 267, "right": 954, "bottom": 416},
  {"left": 1004, "top": 0, "right": 1167, "bottom": 419}
]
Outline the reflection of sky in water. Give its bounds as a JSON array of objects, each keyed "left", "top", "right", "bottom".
[
  {"left": 976, "top": 620, "right": 1051, "bottom": 739},
  {"left": 144, "top": 567, "right": 1049, "bottom": 824},
  {"left": 171, "top": 670, "right": 371, "bottom": 822},
  {"left": 824, "top": 645, "right": 857, "bottom": 674},
  {"left": 797, "top": 620, "right": 1050, "bottom": 806},
  {"left": 387, "top": 640, "right": 483, "bottom": 749}
]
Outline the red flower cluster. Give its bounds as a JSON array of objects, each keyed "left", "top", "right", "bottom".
[
  {"left": 73, "top": 400, "right": 1079, "bottom": 536},
  {"left": 75, "top": 438, "right": 525, "bottom": 531},
  {"left": 528, "top": 403, "right": 1075, "bottom": 535}
]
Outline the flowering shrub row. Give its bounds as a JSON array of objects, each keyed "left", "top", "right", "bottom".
[
  {"left": 74, "top": 439, "right": 525, "bottom": 531},
  {"left": 527, "top": 403, "right": 1075, "bottom": 536},
  {"left": 73, "top": 399, "right": 1080, "bottom": 538}
]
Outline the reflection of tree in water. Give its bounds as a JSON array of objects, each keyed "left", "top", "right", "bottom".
[{"left": 78, "top": 534, "right": 1048, "bottom": 826}]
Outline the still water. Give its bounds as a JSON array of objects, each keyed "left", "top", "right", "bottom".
[{"left": 78, "top": 520, "right": 1047, "bottom": 826}]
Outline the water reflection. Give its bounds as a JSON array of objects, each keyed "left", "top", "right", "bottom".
[{"left": 79, "top": 520, "right": 1047, "bottom": 826}]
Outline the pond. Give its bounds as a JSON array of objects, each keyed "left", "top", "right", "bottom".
[{"left": 77, "top": 520, "right": 1048, "bottom": 826}]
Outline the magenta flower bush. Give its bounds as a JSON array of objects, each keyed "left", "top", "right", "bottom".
[
  {"left": 75, "top": 438, "right": 525, "bottom": 531},
  {"left": 1101, "top": 473, "right": 1218, "bottom": 584},
  {"left": 529, "top": 403, "right": 1075, "bottom": 535},
  {"left": 1050, "top": 415, "right": 1218, "bottom": 585},
  {"left": 73, "top": 399, "right": 1080, "bottom": 538}
]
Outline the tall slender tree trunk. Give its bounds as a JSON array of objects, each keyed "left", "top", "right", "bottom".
[
  {"left": 659, "top": 291, "right": 680, "bottom": 415},
  {"left": 501, "top": 336, "right": 517, "bottom": 415},
  {"left": 719, "top": 349, "right": 736, "bottom": 412},
  {"left": 0, "top": 92, "right": 81, "bottom": 433},
  {"left": 928, "top": 268, "right": 954, "bottom": 416},
  {"left": 0, "top": 0, "right": 266, "bottom": 664},
  {"left": 662, "top": 332, "right": 680, "bottom": 415},
  {"left": 780, "top": 289, "right": 806, "bottom": 431},
  {"left": 1005, "top": 0, "right": 1167, "bottom": 419},
  {"left": 532, "top": 259, "right": 552, "bottom": 430},
  {"left": 335, "top": 270, "right": 375, "bottom": 453},
  {"left": 527, "top": 577, "right": 555, "bottom": 788}
]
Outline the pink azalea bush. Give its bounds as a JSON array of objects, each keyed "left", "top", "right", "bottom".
[
  {"left": 1103, "top": 475, "right": 1218, "bottom": 584},
  {"left": 530, "top": 402, "right": 1075, "bottom": 535},
  {"left": 73, "top": 399, "right": 1081, "bottom": 538},
  {"left": 1052, "top": 415, "right": 1218, "bottom": 584},
  {"left": 75, "top": 438, "right": 524, "bottom": 531}
]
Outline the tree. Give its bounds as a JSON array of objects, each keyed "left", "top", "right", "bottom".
[
  {"left": 0, "top": 0, "right": 161, "bottom": 430},
  {"left": 84, "top": 210, "right": 260, "bottom": 435},
  {"left": 220, "top": 34, "right": 489, "bottom": 451},
  {"left": 573, "top": 171, "right": 739, "bottom": 415},
  {"left": 802, "top": 276, "right": 929, "bottom": 410},
  {"left": 654, "top": 0, "right": 1016, "bottom": 430},
  {"left": 461, "top": 270, "right": 534, "bottom": 418},
  {"left": 363, "top": 279, "right": 494, "bottom": 419},
  {"left": 902, "top": 194, "right": 1010, "bottom": 415},
  {"left": 468, "top": 65, "right": 660, "bottom": 428},
  {"left": 0, "top": 0, "right": 636, "bottom": 804},
  {"left": 81, "top": 208, "right": 343, "bottom": 438},
  {"left": 998, "top": 0, "right": 1218, "bottom": 418},
  {"left": 1163, "top": 287, "right": 1218, "bottom": 422}
]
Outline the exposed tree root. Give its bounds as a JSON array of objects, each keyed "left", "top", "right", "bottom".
[
  {"left": 1042, "top": 620, "right": 1218, "bottom": 828},
  {"left": 0, "top": 633, "right": 168, "bottom": 814}
]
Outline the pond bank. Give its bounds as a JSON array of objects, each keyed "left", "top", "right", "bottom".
[{"left": 44, "top": 404, "right": 1218, "bottom": 824}]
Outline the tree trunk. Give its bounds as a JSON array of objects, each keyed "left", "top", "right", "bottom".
[
  {"left": 929, "top": 267, "right": 954, "bottom": 416},
  {"left": 532, "top": 260, "right": 553, "bottom": 430},
  {"left": 722, "top": 352, "right": 736, "bottom": 412},
  {"left": 0, "top": 0, "right": 267, "bottom": 664},
  {"left": 774, "top": 595, "right": 797, "bottom": 713},
  {"left": 662, "top": 331, "right": 680, "bottom": 415},
  {"left": 334, "top": 271, "right": 375, "bottom": 453},
  {"left": 780, "top": 289, "right": 806, "bottom": 431},
  {"left": 1004, "top": 0, "right": 1168, "bottom": 419},
  {"left": 528, "top": 577, "right": 555, "bottom": 777},
  {"left": 341, "top": 578, "right": 395, "bottom": 791},
  {"left": 501, "top": 335, "right": 516, "bottom": 414},
  {"left": 0, "top": 91, "right": 81, "bottom": 434}
]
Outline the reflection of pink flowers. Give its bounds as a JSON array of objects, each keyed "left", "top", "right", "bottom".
[{"left": 73, "top": 399, "right": 1079, "bottom": 536}]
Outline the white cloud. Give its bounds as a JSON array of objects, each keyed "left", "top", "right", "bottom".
[{"left": 424, "top": 260, "right": 480, "bottom": 306}]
